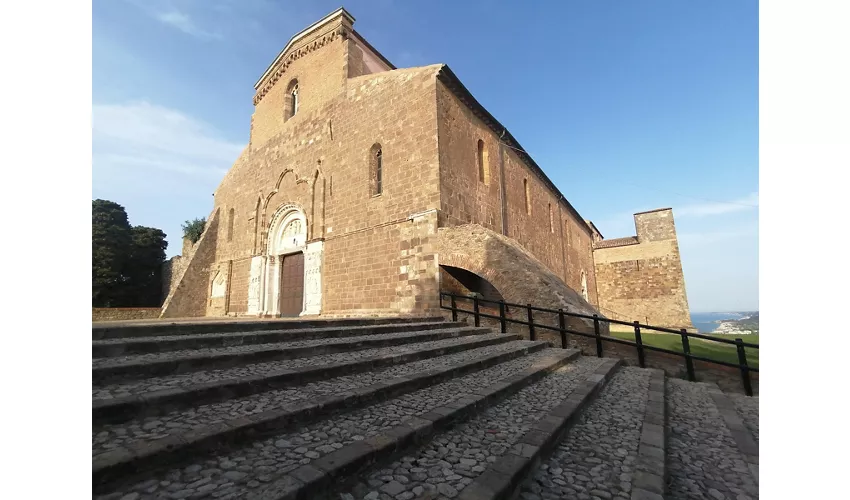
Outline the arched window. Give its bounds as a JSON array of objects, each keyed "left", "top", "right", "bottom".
[
  {"left": 370, "top": 143, "right": 383, "bottom": 196},
  {"left": 523, "top": 178, "right": 531, "bottom": 215},
  {"left": 580, "top": 271, "right": 588, "bottom": 301},
  {"left": 227, "top": 208, "right": 235, "bottom": 242},
  {"left": 285, "top": 79, "right": 299, "bottom": 120},
  {"left": 477, "top": 139, "right": 489, "bottom": 185}
]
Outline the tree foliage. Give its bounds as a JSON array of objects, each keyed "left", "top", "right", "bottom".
[
  {"left": 93, "top": 200, "right": 132, "bottom": 307},
  {"left": 92, "top": 200, "right": 169, "bottom": 307},
  {"left": 182, "top": 217, "right": 206, "bottom": 244},
  {"left": 122, "top": 226, "right": 168, "bottom": 306}
]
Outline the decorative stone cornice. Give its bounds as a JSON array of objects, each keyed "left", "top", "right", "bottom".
[{"left": 253, "top": 26, "right": 347, "bottom": 106}]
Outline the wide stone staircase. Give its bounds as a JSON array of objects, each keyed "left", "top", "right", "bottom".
[{"left": 92, "top": 317, "right": 758, "bottom": 500}]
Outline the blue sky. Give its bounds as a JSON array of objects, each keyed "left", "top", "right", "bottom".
[{"left": 92, "top": 0, "right": 759, "bottom": 313}]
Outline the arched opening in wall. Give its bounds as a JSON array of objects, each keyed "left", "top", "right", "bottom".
[
  {"left": 370, "top": 143, "right": 383, "bottom": 196},
  {"left": 227, "top": 208, "right": 235, "bottom": 242},
  {"left": 440, "top": 264, "right": 505, "bottom": 310},
  {"left": 265, "top": 205, "right": 308, "bottom": 317},
  {"left": 477, "top": 139, "right": 489, "bottom": 185},
  {"left": 285, "top": 79, "right": 299, "bottom": 120},
  {"left": 523, "top": 178, "right": 531, "bottom": 215}
]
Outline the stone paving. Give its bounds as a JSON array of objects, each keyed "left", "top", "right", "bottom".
[
  {"left": 92, "top": 333, "right": 514, "bottom": 400},
  {"left": 728, "top": 393, "right": 759, "bottom": 444},
  {"left": 91, "top": 320, "right": 442, "bottom": 345},
  {"left": 93, "top": 348, "right": 576, "bottom": 500},
  {"left": 92, "top": 327, "right": 474, "bottom": 368},
  {"left": 666, "top": 379, "right": 759, "bottom": 500},
  {"left": 92, "top": 339, "right": 539, "bottom": 457},
  {"left": 519, "top": 367, "right": 650, "bottom": 500},
  {"left": 336, "top": 356, "right": 607, "bottom": 500}
]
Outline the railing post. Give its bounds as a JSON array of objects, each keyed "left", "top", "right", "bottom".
[
  {"left": 634, "top": 321, "right": 645, "bottom": 368},
  {"left": 498, "top": 301, "right": 507, "bottom": 333},
  {"left": 735, "top": 338, "right": 754, "bottom": 397},
  {"left": 473, "top": 295, "right": 481, "bottom": 327},
  {"left": 558, "top": 308, "right": 567, "bottom": 349},
  {"left": 450, "top": 295, "right": 458, "bottom": 322},
  {"left": 526, "top": 304, "right": 535, "bottom": 341},
  {"left": 593, "top": 314, "right": 603, "bottom": 357},
  {"left": 681, "top": 328, "right": 696, "bottom": 382}
]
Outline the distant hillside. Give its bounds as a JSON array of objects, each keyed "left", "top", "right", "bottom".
[{"left": 714, "top": 312, "right": 759, "bottom": 335}]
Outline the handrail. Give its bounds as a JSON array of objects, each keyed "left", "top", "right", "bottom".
[{"left": 440, "top": 292, "right": 758, "bottom": 396}]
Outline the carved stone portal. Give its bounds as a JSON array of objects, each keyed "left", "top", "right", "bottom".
[
  {"left": 250, "top": 204, "right": 322, "bottom": 317},
  {"left": 246, "top": 256, "right": 265, "bottom": 314},
  {"left": 302, "top": 240, "right": 324, "bottom": 316}
]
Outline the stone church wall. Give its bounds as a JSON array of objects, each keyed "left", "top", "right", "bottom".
[
  {"left": 593, "top": 208, "right": 694, "bottom": 330},
  {"left": 208, "top": 48, "right": 443, "bottom": 316},
  {"left": 161, "top": 209, "right": 221, "bottom": 318},
  {"left": 435, "top": 80, "right": 599, "bottom": 307}
]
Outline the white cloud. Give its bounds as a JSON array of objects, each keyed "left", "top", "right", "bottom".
[
  {"left": 155, "top": 10, "right": 222, "bottom": 40},
  {"left": 92, "top": 101, "right": 244, "bottom": 180},
  {"left": 675, "top": 192, "right": 759, "bottom": 218}
]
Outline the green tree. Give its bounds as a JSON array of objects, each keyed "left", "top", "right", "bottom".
[
  {"left": 92, "top": 200, "right": 170, "bottom": 307},
  {"left": 121, "top": 226, "right": 168, "bottom": 306},
  {"left": 92, "top": 199, "right": 132, "bottom": 307},
  {"left": 182, "top": 217, "right": 206, "bottom": 243}
]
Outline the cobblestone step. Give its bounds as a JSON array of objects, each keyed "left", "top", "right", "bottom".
[
  {"left": 666, "top": 379, "right": 759, "bottom": 500},
  {"left": 92, "top": 340, "right": 555, "bottom": 489},
  {"left": 93, "top": 320, "right": 462, "bottom": 357},
  {"left": 728, "top": 392, "right": 759, "bottom": 446},
  {"left": 93, "top": 333, "right": 522, "bottom": 425},
  {"left": 93, "top": 316, "right": 445, "bottom": 340},
  {"left": 92, "top": 326, "right": 487, "bottom": 384},
  {"left": 515, "top": 367, "right": 666, "bottom": 500},
  {"left": 329, "top": 356, "right": 618, "bottom": 500},
  {"left": 92, "top": 347, "right": 579, "bottom": 499}
]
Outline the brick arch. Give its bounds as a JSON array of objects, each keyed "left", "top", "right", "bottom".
[
  {"left": 438, "top": 254, "right": 513, "bottom": 303},
  {"left": 436, "top": 224, "right": 604, "bottom": 324}
]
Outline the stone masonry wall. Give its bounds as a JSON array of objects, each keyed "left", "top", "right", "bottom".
[
  {"left": 160, "top": 210, "right": 220, "bottom": 318},
  {"left": 161, "top": 237, "right": 197, "bottom": 307},
  {"left": 435, "top": 81, "right": 599, "bottom": 307},
  {"left": 593, "top": 209, "right": 694, "bottom": 330}
]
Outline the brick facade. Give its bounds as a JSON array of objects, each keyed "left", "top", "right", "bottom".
[{"left": 161, "top": 8, "right": 692, "bottom": 329}]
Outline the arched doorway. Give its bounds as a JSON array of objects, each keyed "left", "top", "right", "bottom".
[
  {"left": 266, "top": 206, "right": 307, "bottom": 316},
  {"left": 248, "top": 204, "right": 324, "bottom": 317}
]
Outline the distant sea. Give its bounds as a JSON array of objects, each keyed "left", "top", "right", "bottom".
[{"left": 690, "top": 312, "right": 747, "bottom": 333}]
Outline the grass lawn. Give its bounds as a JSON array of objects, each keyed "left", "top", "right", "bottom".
[{"left": 609, "top": 332, "right": 759, "bottom": 369}]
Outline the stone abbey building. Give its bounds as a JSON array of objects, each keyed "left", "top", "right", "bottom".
[{"left": 161, "top": 8, "right": 694, "bottom": 331}]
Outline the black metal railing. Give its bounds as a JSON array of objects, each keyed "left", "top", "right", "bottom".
[{"left": 440, "top": 292, "right": 758, "bottom": 396}]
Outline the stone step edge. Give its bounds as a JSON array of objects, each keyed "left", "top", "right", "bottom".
[
  {"left": 251, "top": 349, "right": 583, "bottom": 500},
  {"left": 92, "top": 321, "right": 464, "bottom": 356},
  {"left": 630, "top": 369, "right": 668, "bottom": 500},
  {"left": 456, "top": 357, "right": 623, "bottom": 500},
  {"left": 92, "top": 316, "right": 446, "bottom": 340},
  {"left": 92, "top": 333, "right": 518, "bottom": 425},
  {"left": 92, "top": 326, "right": 488, "bottom": 383},
  {"left": 706, "top": 384, "right": 758, "bottom": 486},
  {"left": 92, "top": 341, "right": 556, "bottom": 490}
]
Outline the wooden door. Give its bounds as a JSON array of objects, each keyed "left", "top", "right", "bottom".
[{"left": 278, "top": 252, "right": 304, "bottom": 317}]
